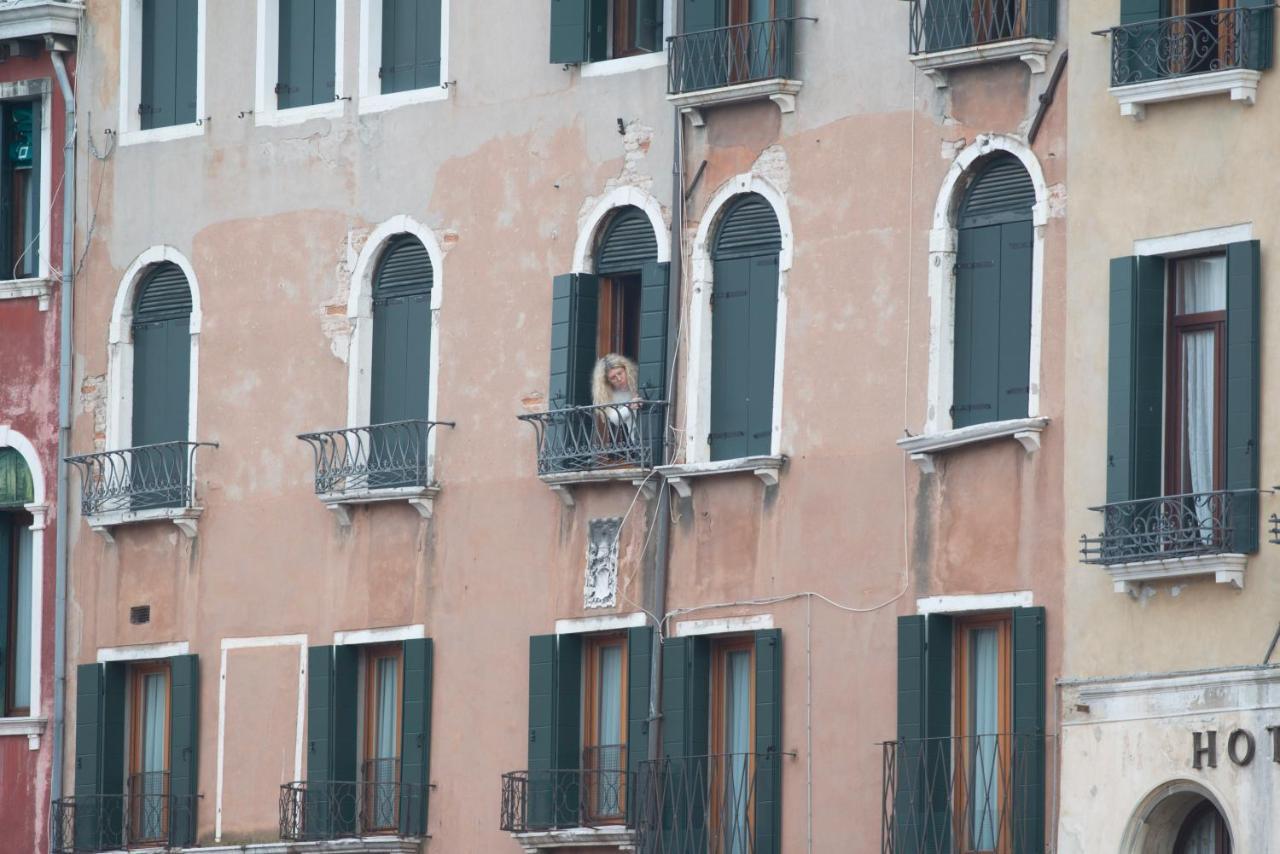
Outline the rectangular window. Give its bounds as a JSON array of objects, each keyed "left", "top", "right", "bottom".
[
  {"left": 710, "top": 637, "right": 755, "bottom": 854},
  {"left": 582, "top": 634, "right": 628, "bottom": 822},
  {"left": 362, "top": 643, "right": 403, "bottom": 834},
  {"left": 129, "top": 662, "right": 171, "bottom": 846},
  {"left": 139, "top": 0, "right": 199, "bottom": 130},
  {"left": 954, "top": 616, "right": 1011, "bottom": 854},
  {"left": 277, "top": 0, "right": 338, "bottom": 109},
  {"left": 0, "top": 100, "right": 39, "bottom": 281},
  {"left": 1166, "top": 254, "right": 1227, "bottom": 498},
  {"left": 550, "top": 0, "right": 662, "bottom": 64},
  {"left": 597, "top": 275, "right": 642, "bottom": 362},
  {"left": 0, "top": 511, "right": 32, "bottom": 717}
]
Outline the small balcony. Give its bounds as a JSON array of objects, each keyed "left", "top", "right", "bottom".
[
  {"left": 517, "top": 401, "right": 666, "bottom": 506},
  {"left": 632, "top": 753, "right": 769, "bottom": 854},
  {"left": 666, "top": 18, "right": 810, "bottom": 125},
  {"left": 500, "top": 746, "right": 635, "bottom": 850},
  {"left": 51, "top": 772, "right": 198, "bottom": 853},
  {"left": 880, "top": 734, "right": 1047, "bottom": 854},
  {"left": 907, "top": 0, "right": 1056, "bottom": 83},
  {"left": 1080, "top": 489, "right": 1256, "bottom": 593},
  {"left": 297, "top": 419, "right": 454, "bottom": 524},
  {"left": 1103, "top": 5, "right": 1274, "bottom": 117},
  {"left": 66, "top": 441, "right": 217, "bottom": 540},
  {"left": 279, "top": 759, "right": 427, "bottom": 843}
]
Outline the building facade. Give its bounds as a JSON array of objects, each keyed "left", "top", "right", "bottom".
[
  {"left": 55, "top": 1, "right": 1066, "bottom": 853},
  {"left": 1059, "top": 0, "right": 1280, "bottom": 851},
  {"left": 0, "top": 3, "right": 79, "bottom": 853}
]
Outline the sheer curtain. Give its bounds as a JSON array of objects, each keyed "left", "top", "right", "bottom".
[
  {"left": 597, "top": 645, "right": 624, "bottom": 814},
  {"left": 1177, "top": 257, "right": 1226, "bottom": 537},
  {"left": 141, "top": 673, "right": 167, "bottom": 839},
  {"left": 725, "top": 651, "right": 752, "bottom": 854},
  {"left": 969, "top": 628, "right": 1000, "bottom": 852},
  {"left": 373, "top": 658, "right": 399, "bottom": 828}
]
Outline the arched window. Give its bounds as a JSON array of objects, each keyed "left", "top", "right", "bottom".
[
  {"left": 1174, "top": 799, "right": 1231, "bottom": 854},
  {"left": 709, "top": 193, "right": 781, "bottom": 461},
  {"left": 0, "top": 448, "right": 33, "bottom": 717},
  {"left": 950, "top": 153, "right": 1036, "bottom": 430}
]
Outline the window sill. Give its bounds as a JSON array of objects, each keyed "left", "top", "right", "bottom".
[
  {"left": 1110, "top": 68, "right": 1261, "bottom": 120},
  {"left": 896, "top": 416, "right": 1049, "bottom": 473},
  {"left": 255, "top": 100, "right": 346, "bottom": 128},
  {"left": 0, "top": 716, "right": 45, "bottom": 751},
  {"left": 358, "top": 86, "right": 450, "bottom": 116},
  {"left": 319, "top": 484, "right": 440, "bottom": 525},
  {"left": 512, "top": 826, "right": 637, "bottom": 851},
  {"left": 1101, "top": 552, "right": 1246, "bottom": 597},
  {"left": 909, "top": 37, "right": 1054, "bottom": 87},
  {"left": 667, "top": 78, "right": 802, "bottom": 127},
  {"left": 539, "top": 468, "right": 656, "bottom": 508},
  {"left": 0, "top": 277, "right": 52, "bottom": 310},
  {"left": 86, "top": 506, "right": 202, "bottom": 542},
  {"left": 117, "top": 122, "right": 205, "bottom": 147},
  {"left": 656, "top": 455, "right": 786, "bottom": 498},
  {"left": 580, "top": 51, "right": 666, "bottom": 78}
]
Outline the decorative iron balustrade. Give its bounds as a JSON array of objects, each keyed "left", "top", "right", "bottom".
[
  {"left": 1103, "top": 5, "right": 1275, "bottom": 86},
  {"left": 517, "top": 401, "right": 666, "bottom": 476},
  {"left": 66, "top": 441, "right": 217, "bottom": 516},
  {"left": 297, "top": 420, "right": 454, "bottom": 495},
  {"left": 668, "top": 18, "right": 809, "bottom": 95},
  {"left": 909, "top": 0, "right": 1056, "bottom": 54},
  {"left": 1079, "top": 489, "right": 1254, "bottom": 565},
  {"left": 280, "top": 765, "right": 427, "bottom": 841},
  {"left": 880, "top": 733, "right": 1048, "bottom": 854},
  {"left": 51, "top": 777, "right": 199, "bottom": 853},
  {"left": 500, "top": 747, "right": 632, "bottom": 834},
  {"left": 633, "top": 752, "right": 769, "bottom": 854}
]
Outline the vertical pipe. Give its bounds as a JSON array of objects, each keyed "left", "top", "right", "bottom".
[{"left": 48, "top": 45, "right": 76, "bottom": 811}]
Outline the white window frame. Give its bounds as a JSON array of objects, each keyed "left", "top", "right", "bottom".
[
  {"left": 106, "top": 245, "right": 204, "bottom": 454},
  {"left": 921, "top": 134, "right": 1050, "bottom": 438},
  {"left": 0, "top": 425, "right": 47, "bottom": 730},
  {"left": 578, "top": 0, "right": 674, "bottom": 78},
  {"left": 0, "top": 79, "right": 52, "bottom": 303},
  {"left": 571, "top": 185, "right": 670, "bottom": 274},
  {"left": 254, "top": 0, "right": 346, "bottom": 127},
  {"left": 346, "top": 216, "right": 445, "bottom": 475},
  {"left": 357, "top": 0, "right": 450, "bottom": 114},
  {"left": 682, "top": 173, "right": 793, "bottom": 466},
  {"left": 118, "top": 0, "right": 208, "bottom": 146}
]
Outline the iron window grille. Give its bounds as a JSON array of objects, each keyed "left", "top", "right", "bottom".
[
  {"left": 518, "top": 400, "right": 667, "bottom": 476},
  {"left": 297, "top": 420, "right": 455, "bottom": 496},
  {"left": 1079, "top": 489, "right": 1256, "bottom": 565},
  {"left": 909, "top": 0, "right": 1057, "bottom": 54},
  {"left": 1100, "top": 4, "right": 1275, "bottom": 86},
  {"left": 667, "top": 18, "right": 813, "bottom": 95},
  {"left": 66, "top": 442, "right": 217, "bottom": 516}
]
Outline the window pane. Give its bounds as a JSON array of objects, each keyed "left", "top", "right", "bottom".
[
  {"left": 968, "top": 627, "right": 1000, "bottom": 852},
  {"left": 1176, "top": 256, "right": 1226, "bottom": 314},
  {"left": 11, "top": 524, "right": 31, "bottom": 710},
  {"left": 375, "top": 657, "right": 398, "bottom": 762}
]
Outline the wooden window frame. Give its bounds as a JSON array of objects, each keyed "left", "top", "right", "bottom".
[
  {"left": 362, "top": 642, "right": 404, "bottom": 835},
  {"left": 1164, "top": 254, "right": 1227, "bottom": 499},
  {"left": 3, "top": 511, "right": 30, "bottom": 717},
  {"left": 129, "top": 661, "right": 172, "bottom": 846},
  {"left": 953, "top": 615, "right": 1012, "bottom": 854},
  {"left": 582, "top": 632, "right": 629, "bottom": 824},
  {"left": 596, "top": 274, "right": 643, "bottom": 363},
  {"left": 709, "top": 636, "right": 756, "bottom": 854}
]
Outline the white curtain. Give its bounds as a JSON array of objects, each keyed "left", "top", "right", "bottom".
[
  {"left": 1177, "top": 257, "right": 1226, "bottom": 536},
  {"left": 969, "top": 628, "right": 1000, "bottom": 852},
  {"left": 725, "top": 651, "right": 752, "bottom": 854},
  {"left": 141, "top": 672, "right": 167, "bottom": 839},
  {"left": 12, "top": 525, "right": 31, "bottom": 710},
  {"left": 375, "top": 658, "right": 398, "bottom": 763},
  {"left": 597, "top": 645, "right": 624, "bottom": 813}
]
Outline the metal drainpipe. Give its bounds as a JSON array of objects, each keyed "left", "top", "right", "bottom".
[{"left": 48, "top": 43, "right": 76, "bottom": 810}]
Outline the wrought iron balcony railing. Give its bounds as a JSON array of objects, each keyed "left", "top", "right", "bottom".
[
  {"left": 668, "top": 18, "right": 807, "bottom": 95},
  {"left": 280, "top": 760, "right": 427, "bottom": 841},
  {"left": 66, "top": 441, "right": 217, "bottom": 515},
  {"left": 632, "top": 752, "right": 770, "bottom": 854},
  {"left": 880, "top": 734, "right": 1048, "bottom": 854},
  {"left": 501, "top": 745, "right": 631, "bottom": 834},
  {"left": 1103, "top": 5, "right": 1274, "bottom": 86},
  {"left": 517, "top": 401, "right": 666, "bottom": 476},
  {"left": 909, "top": 0, "right": 1056, "bottom": 54},
  {"left": 1079, "top": 489, "right": 1255, "bottom": 565},
  {"left": 51, "top": 773, "right": 199, "bottom": 853},
  {"left": 297, "top": 420, "right": 454, "bottom": 496}
]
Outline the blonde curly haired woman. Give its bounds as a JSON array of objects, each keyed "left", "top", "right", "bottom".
[{"left": 591, "top": 353, "right": 641, "bottom": 448}]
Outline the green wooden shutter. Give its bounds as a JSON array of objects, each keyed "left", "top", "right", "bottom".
[
  {"left": 1225, "top": 241, "right": 1261, "bottom": 553},
  {"left": 416, "top": 0, "right": 443, "bottom": 87},
  {"left": 527, "top": 635, "right": 558, "bottom": 829},
  {"left": 1119, "top": 0, "right": 1161, "bottom": 24},
  {"left": 371, "top": 236, "right": 433, "bottom": 424},
  {"left": 709, "top": 257, "right": 752, "bottom": 461},
  {"left": 895, "top": 616, "right": 952, "bottom": 854},
  {"left": 168, "top": 654, "right": 199, "bottom": 848},
  {"left": 279, "top": 0, "right": 337, "bottom": 108},
  {"left": 635, "top": 0, "right": 662, "bottom": 51},
  {"left": 1027, "top": 0, "right": 1056, "bottom": 39},
  {"left": 588, "top": 0, "right": 609, "bottom": 60},
  {"left": 995, "top": 220, "right": 1034, "bottom": 422},
  {"left": 626, "top": 626, "right": 653, "bottom": 789},
  {"left": 1106, "top": 256, "right": 1165, "bottom": 505},
  {"left": 141, "top": 0, "right": 197, "bottom": 129},
  {"left": 596, "top": 207, "right": 659, "bottom": 275},
  {"left": 922, "top": 0, "right": 973, "bottom": 52},
  {"left": 381, "top": 0, "right": 442, "bottom": 93},
  {"left": 313, "top": 0, "right": 338, "bottom": 102},
  {"left": 638, "top": 262, "right": 671, "bottom": 400},
  {"left": 548, "top": 273, "right": 599, "bottom": 408},
  {"left": 307, "top": 645, "right": 358, "bottom": 837},
  {"left": 174, "top": 0, "right": 198, "bottom": 125},
  {"left": 132, "top": 263, "right": 192, "bottom": 447},
  {"left": 550, "top": 0, "right": 591, "bottom": 63},
  {"left": 659, "top": 636, "right": 710, "bottom": 853},
  {"left": 0, "top": 450, "right": 32, "bottom": 508},
  {"left": 399, "top": 638, "right": 433, "bottom": 837},
  {"left": 953, "top": 226, "right": 1000, "bottom": 428},
  {"left": 74, "top": 662, "right": 127, "bottom": 850},
  {"left": 554, "top": 633, "right": 583, "bottom": 826},
  {"left": 746, "top": 254, "right": 779, "bottom": 457},
  {"left": 1115, "top": 0, "right": 1164, "bottom": 83},
  {"left": 332, "top": 645, "right": 358, "bottom": 831},
  {"left": 0, "top": 519, "right": 9, "bottom": 715},
  {"left": 753, "top": 629, "right": 782, "bottom": 854},
  {"left": 682, "top": 0, "right": 722, "bottom": 32},
  {"left": 1011, "top": 607, "right": 1046, "bottom": 854},
  {"left": 1238, "top": 0, "right": 1274, "bottom": 70}
]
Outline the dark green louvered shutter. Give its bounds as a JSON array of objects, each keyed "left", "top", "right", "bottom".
[
  {"left": 0, "top": 449, "right": 32, "bottom": 508},
  {"left": 1115, "top": 0, "right": 1163, "bottom": 83},
  {"left": 0, "top": 520, "right": 9, "bottom": 714},
  {"left": 399, "top": 638, "right": 433, "bottom": 836},
  {"left": 527, "top": 635, "right": 557, "bottom": 828},
  {"left": 922, "top": 0, "right": 973, "bottom": 52},
  {"left": 682, "top": 0, "right": 722, "bottom": 32},
  {"left": 75, "top": 662, "right": 127, "bottom": 850},
  {"left": 554, "top": 634, "right": 583, "bottom": 826},
  {"left": 307, "top": 645, "right": 358, "bottom": 837},
  {"left": 710, "top": 195, "right": 781, "bottom": 461},
  {"left": 1027, "top": 0, "right": 1056, "bottom": 40},
  {"left": 278, "top": 0, "right": 337, "bottom": 108},
  {"left": 1238, "top": 0, "right": 1275, "bottom": 70},
  {"left": 1105, "top": 256, "right": 1165, "bottom": 506},
  {"left": 381, "top": 0, "right": 442, "bottom": 93},
  {"left": 634, "top": 0, "right": 662, "bottom": 51},
  {"left": 548, "top": 274, "right": 599, "bottom": 408},
  {"left": 753, "top": 629, "right": 782, "bottom": 854},
  {"left": 659, "top": 636, "right": 710, "bottom": 852},
  {"left": 626, "top": 626, "right": 653, "bottom": 794},
  {"left": 550, "top": 0, "right": 591, "bottom": 63},
  {"left": 1225, "top": 241, "right": 1261, "bottom": 553},
  {"left": 640, "top": 262, "right": 671, "bottom": 466},
  {"left": 1011, "top": 608, "right": 1046, "bottom": 854},
  {"left": 132, "top": 263, "right": 193, "bottom": 510},
  {"left": 140, "top": 0, "right": 198, "bottom": 129},
  {"left": 168, "top": 655, "right": 199, "bottom": 848},
  {"left": 596, "top": 207, "right": 659, "bottom": 276},
  {"left": 895, "top": 615, "right": 952, "bottom": 854}
]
